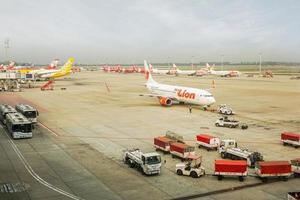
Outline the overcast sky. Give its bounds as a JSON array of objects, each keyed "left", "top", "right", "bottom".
[{"left": 0, "top": 0, "right": 299, "bottom": 64}]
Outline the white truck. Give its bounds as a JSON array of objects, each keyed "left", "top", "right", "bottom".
[
  {"left": 123, "top": 148, "right": 162, "bottom": 175},
  {"left": 218, "top": 104, "right": 235, "bottom": 115},
  {"left": 215, "top": 116, "right": 239, "bottom": 128},
  {"left": 218, "top": 139, "right": 263, "bottom": 168},
  {"left": 176, "top": 155, "right": 205, "bottom": 178}
]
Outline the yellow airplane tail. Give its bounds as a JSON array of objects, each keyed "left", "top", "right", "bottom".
[{"left": 61, "top": 57, "right": 75, "bottom": 73}]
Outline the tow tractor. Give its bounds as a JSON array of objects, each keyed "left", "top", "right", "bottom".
[
  {"left": 218, "top": 139, "right": 263, "bottom": 168},
  {"left": 123, "top": 148, "right": 162, "bottom": 175},
  {"left": 175, "top": 155, "right": 205, "bottom": 178},
  {"left": 218, "top": 104, "right": 235, "bottom": 115}
]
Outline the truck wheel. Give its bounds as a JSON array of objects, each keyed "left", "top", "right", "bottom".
[
  {"left": 218, "top": 175, "right": 223, "bottom": 181},
  {"left": 239, "top": 176, "right": 244, "bottom": 182},
  {"left": 190, "top": 171, "right": 199, "bottom": 178},
  {"left": 262, "top": 177, "right": 268, "bottom": 183},
  {"left": 221, "top": 152, "right": 226, "bottom": 158},
  {"left": 176, "top": 169, "right": 183, "bottom": 176},
  {"left": 129, "top": 161, "right": 135, "bottom": 168},
  {"left": 215, "top": 123, "right": 219, "bottom": 127}
]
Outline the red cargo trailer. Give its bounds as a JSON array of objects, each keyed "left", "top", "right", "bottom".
[
  {"left": 154, "top": 136, "right": 175, "bottom": 152},
  {"left": 170, "top": 142, "right": 195, "bottom": 160},
  {"left": 196, "top": 134, "right": 220, "bottom": 150},
  {"left": 214, "top": 160, "right": 247, "bottom": 181},
  {"left": 255, "top": 161, "right": 292, "bottom": 182},
  {"left": 281, "top": 132, "right": 300, "bottom": 148}
]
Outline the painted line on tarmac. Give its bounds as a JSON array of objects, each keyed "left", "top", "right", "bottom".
[
  {"left": 1, "top": 126, "right": 84, "bottom": 200},
  {"left": 38, "top": 122, "right": 59, "bottom": 137}
]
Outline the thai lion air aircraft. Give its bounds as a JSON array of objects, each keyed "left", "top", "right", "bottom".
[{"left": 143, "top": 60, "right": 216, "bottom": 107}]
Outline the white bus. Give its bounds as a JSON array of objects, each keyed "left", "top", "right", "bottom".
[
  {"left": 15, "top": 104, "right": 39, "bottom": 123},
  {"left": 6, "top": 112, "right": 33, "bottom": 139},
  {"left": 0, "top": 104, "right": 17, "bottom": 124}
]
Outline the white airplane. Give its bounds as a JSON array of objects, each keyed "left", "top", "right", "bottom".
[
  {"left": 150, "top": 64, "right": 170, "bottom": 75},
  {"left": 171, "top": 64, "right": 196, "bottom": 76},
  {"left": 206, "top": 63, "right": 241, "bottom": 77},
  {"left": 143, "top": 60, "right": 216, "bottom": 106}
]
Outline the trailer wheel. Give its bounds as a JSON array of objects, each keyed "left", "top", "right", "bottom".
[
  {"left": 283, "top": 142, "right": 287, "bottom": 146},
  {"left": 172, "top": 154, "right": 175, "bottom": 158},
  {"left": 295, "top": 145, "right": 299, "bottom": 149},
  {"left": 218, "top": 175, "right": 223, "bottom": 181},
  {"left": 190, "top": 171, "right": 199, "bottom": 178},
  {"left": 221, "top": 152, "right": 226, "bottom": 158},
  {"left": 281, "top": 176, "right": 288, "bottom": 181},
  {"left": 239, "top": 176, "right": 244, "bottom": 182},
  {"left": 176, "top": 169, "right": 183, "bottom": 176}
]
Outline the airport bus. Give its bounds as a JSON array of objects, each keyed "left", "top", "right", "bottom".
[
  {"left": 15, "top": 104, "right": 39, "bottom": 123},
  {"left": 0, "top": 104, "right": 17, "bottom": 124},
  {"left": 6, "top": 112, "right": 33, "bottom": 139}
]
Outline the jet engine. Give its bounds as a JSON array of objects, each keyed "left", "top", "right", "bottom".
[{"left": 159, "top": 97, "right": 172, "bottom": 106}]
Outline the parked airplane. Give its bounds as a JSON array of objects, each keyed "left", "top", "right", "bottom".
[
  {"left": 171, "top": 64, "right": 196, "bottom": 76},
  {"left": 39, "top": 57, "right": 74, "bottom": 79},
  {"left": 20, "top": 59, "right": 59, "bottom": 74},
  {"left": 142, "top": 60, "right": 216, "bottom": 107},
  {"left": 206, "top": 63, "right": 241, "bottom": 77}
]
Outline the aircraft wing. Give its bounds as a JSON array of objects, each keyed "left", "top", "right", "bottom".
[{"left": 139, "top": 93, "right": 179, "bottom": 101}]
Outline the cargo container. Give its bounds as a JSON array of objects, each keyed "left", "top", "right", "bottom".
[
  {"left": 214, "top": 159, "right": 247, "bottom": 181},
  {"left": 255, "top": 161, "right": 292, "bottom": 182},
  {"left": 170, "top": 142, "right": 195, "bottom": 160},
  {"left": 196, "top": 134, "right": 220, "bottom": 150},
  {"left": 281, "top": 132, "right": 300, "bottom": 148},
  {"left": 154, "top": 136, "right": 175, "bottom": 152},
  {"left": 291, "top": 158, "right": 300, "bottom": 178}
]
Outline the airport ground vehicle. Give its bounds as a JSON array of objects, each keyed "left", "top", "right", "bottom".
[
  {"left": 214, "top": 160, "right": 247, "bottom": 182},
  {"left": 15, "top": 104, "right": 39, "bottom": 123},
  {"left": 218, "top": 139, "right": 263, "bottom": 167},
  {"left": 196, "top": 134, "right": 220, "bottom": 150},
  {"left": 123, "top": 148, "right": 161, "bottom": 175},
  {"left": 281, "top": 132, "right": 300, "bottom": 148},
  {"left": 215, "top": 116, "right": 239, "bottom": 128},
  {"left": 255, "top": 161, "right": 292, "bottom": 182},
  {"left": 154, "top": 131, "right": 183, "bottom": 152},
  {"left": 176, "top": 155, "right": 205, "bottom": 178},
  {"left": 6, "top": 112, "right": 33, "bottom": 139},
  {"left": 0, "top": 104, "right": 17, "bottom": 124},
  {"left": 291, "top": 158, "right": 300, "bottom": 177},
  {"left": 218, "top": 104, "right": 235, "bottom": 115},
  {"left": 170, "top": 142, "right": 195, "bottom": 160}
]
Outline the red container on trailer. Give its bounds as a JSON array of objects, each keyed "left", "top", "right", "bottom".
[
  {"left": 281, "top": 132, "right": 300, "bottom": 141},
  {"left": 154, "top": 136, "right": 174, "bottom": 149},
  {"left": 215, "top": 160, "right": 247, "bottom": 173},
  {"left": 257, "top": 161, "right": 292, "bottom": 174}
]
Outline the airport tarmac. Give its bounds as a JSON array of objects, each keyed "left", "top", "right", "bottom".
[{"left": 0, "top": 71, "right": 299, "bottom": 200}]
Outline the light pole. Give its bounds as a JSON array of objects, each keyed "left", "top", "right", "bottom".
[
  {"left": 259, "top": 53, "right": 262, "bottom": 75},
  {"left": 4, "top": 38, "right": 10, "bottom": 61},
  {"left": 221, "top": 54, "right": 224, "bottom": 71}
]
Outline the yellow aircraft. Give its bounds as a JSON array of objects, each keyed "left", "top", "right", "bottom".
[{"left": 40, "top": 57, "right": 74, "bottom": 79}]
